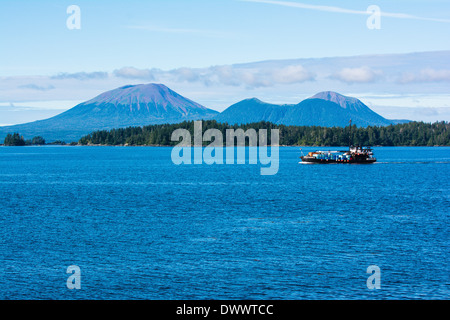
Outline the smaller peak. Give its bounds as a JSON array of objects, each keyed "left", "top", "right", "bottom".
[
  {"left": 309, "top": 91, "right": 367, "bottom": 111},
  {"left": 245, "top": 97, "right": 263, "bottom": 103},
  {"left": 310, "top": 91, "right": 347, "bottom": 100}
]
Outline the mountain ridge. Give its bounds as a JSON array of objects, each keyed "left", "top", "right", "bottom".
[
  {"left": 214, "top": 91, "right": 396, "bottom": 127},
  {"left": 0, "top": 85, "right": 406, "bottom": 142}
]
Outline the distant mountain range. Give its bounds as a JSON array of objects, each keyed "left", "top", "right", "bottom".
[
  {"left": 215, "top": 91, "right": 404, "bottom": 127},
  {"left": 0, "top": 84, "right": 408, "bottom": 142}
]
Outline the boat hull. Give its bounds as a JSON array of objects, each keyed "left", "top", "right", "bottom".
[{"left": 300, "top": 156, "right": 376, "bottom": 164}]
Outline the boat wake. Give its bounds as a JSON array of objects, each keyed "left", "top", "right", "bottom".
[
  {"left": 299, "top": 161, "right": 450, "bottom": 164},
  {"left": 375, "top": 161, "right": 450, "bottom": 164}
]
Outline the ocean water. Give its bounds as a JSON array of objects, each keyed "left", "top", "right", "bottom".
[{"left": 0, "top": 146, "right": 448, "bottom": 300}]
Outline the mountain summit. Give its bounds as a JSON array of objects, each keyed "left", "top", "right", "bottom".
[
  {"left": 82, "top": 83, "right": 207, "bottom": 114},
  {"left": 309, "top": 91, "right": 364, "bottom": 111},
  {"left": 0, "top": 83, "right": 218, "bottom": 142},
  {"left": 306, "top": 91, "right": 393, "bottom": 126}
]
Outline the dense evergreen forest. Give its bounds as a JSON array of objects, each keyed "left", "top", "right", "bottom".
[
  {"left": 3, "top": 133, "right": 26, "bottom": 146},
  {"left": 78, "top": 120, "right": 450, "bottom": 146},
  {"left": 3, "top": 133, "right": 49, "bottom": 146},
  {"left": 2, "top": 133, "right": 67, "bottom": 146}
]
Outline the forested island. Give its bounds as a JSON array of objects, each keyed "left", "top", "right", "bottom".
[
  {"left": 2, "top": 133, "right": 69, "bottom": 146},
  {"left": 3, "top": 133, "right": 47, "bottom": 146},
  {"left": 78, "top": 121, "right": 449, "bottom": 147}
]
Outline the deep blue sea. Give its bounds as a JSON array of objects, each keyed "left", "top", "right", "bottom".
[{"left": 0, "top": 146, "right": 448, "bottom": 300}]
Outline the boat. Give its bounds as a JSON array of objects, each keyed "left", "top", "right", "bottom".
[
  {"left": 299, "top": 120, "right": 376, "bottom": 164},
  {"left": 300, "top": 145, "right": 376, "bottom": 164}
]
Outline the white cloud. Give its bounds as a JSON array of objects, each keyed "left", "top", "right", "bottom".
[
  {"left": 207, "top": 65, "right": 242, "bottom": 86},
  {"left": 272, "top": 65, "right": 315, "bottom": 84},
  {"left": 113, "top": 67, "right": 155, "bottom": 80},
  {"left": 398, "top": 68, "right": 450, "bottom": 83},
  {"left": 205, "top": 64, "right": 315, "bottom": 88},
  {"left": 146, "top": 64, "right": 315, "bottom": 88},
  {"left": 168, "top": 67, "right": 203, "bottom": 83},
  {"left": 331, "top": 66, "right": 382, "bottom": 84}
]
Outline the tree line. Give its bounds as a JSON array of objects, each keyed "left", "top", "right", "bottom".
[
  {"left": 3, "top": 133, "right": 48, "bottom": 146},
  {"left": 3, "top": 121, "right": 449, "bottom": 146},
  {"left": 78, "top": 120, "right": 450, "bottom": 146},
  {"left": 2, "top": 133, "right": 69, "bottom": 146}
]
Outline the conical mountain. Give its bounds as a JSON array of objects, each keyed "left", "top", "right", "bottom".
[
  {"left": 0, "top": 83, "right": 218, "bottom": 142},
  {"left": 213, "top": 98, "right": 288, "bottom": 125}
]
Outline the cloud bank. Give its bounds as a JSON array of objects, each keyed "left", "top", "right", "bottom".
[
  {"left": 1, "top": 51, "right": 449, "bottom": 124},
  {"left": 398, "top": 68, "right": 450, "bottom": 83},
  {"left": 112, "top": 64, "right": 316, "bottom": 88}
]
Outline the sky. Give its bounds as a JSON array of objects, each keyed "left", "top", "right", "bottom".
[{"left": 1, "top": 0, "right": 450, "bottom": 124}]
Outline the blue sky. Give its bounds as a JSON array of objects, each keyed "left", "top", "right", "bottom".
[{"left": 1, "top": 0, "right": 450, "bottom": 123}]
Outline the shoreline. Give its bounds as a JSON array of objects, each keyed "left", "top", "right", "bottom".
[{"left": 1, "top": 144, "right": 449, "bottom": 148}]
